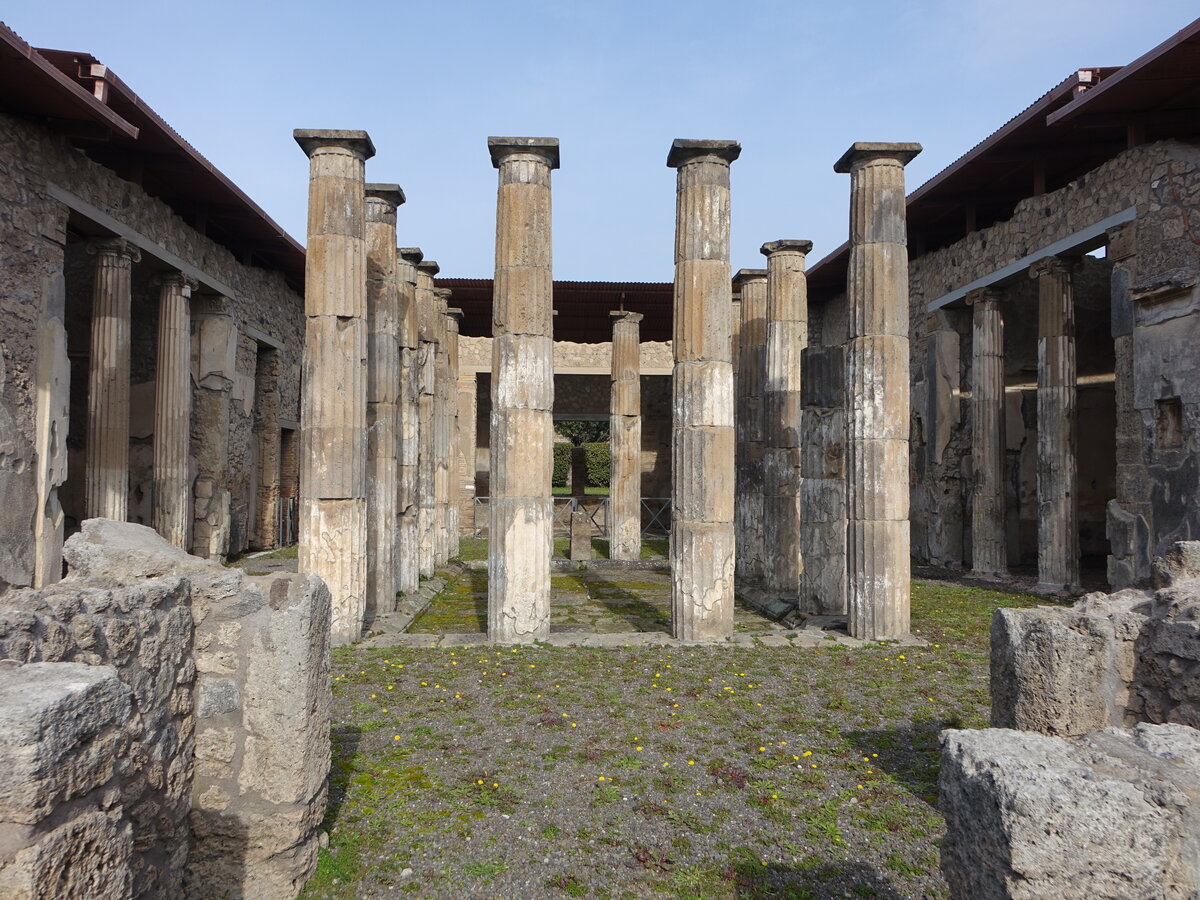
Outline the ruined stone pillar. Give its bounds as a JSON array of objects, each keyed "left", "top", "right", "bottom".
[
  {"left": 191, "top": 297, "right": 235, "bottom": 559},
  {"left": 667, "top": 139, "right": 740, "bottom": 642},
  {"left": 456, "top": 371, "right": 478, "bottom": 541},
  {"left": 487, "top": 136, "right": 558, "bottom": 644},
  {"left": 967, "top": 287, "right": 1006, "bottom": 577},
  {"left": 294, "top": 128, "right": 374, "bottom": 644},
  {"left": 799, "top": 344, "right": 847, "bottom": 614},
  {"left": 365, "top": 184, "right": 405, "bottom": 618},
  {"left": 1030, "top": 256, "right": 1081, "bottom": 593},
  {"left": 396, "top": 247, "right": 422, "bottom": 593},
  {"left": 433, "top": 287, "right": 454, "bottom": 565},
  {"left": 761, "top": 240, "right": 813, "bottom": 599},
  {"left": 835, "top": 141, "right": 921, "bottom": 641},
  {"left": 445, "top": 306, "right": 463, "bottom": 559},
  {"left": 415, "top": 259, "right": 440, "bottom": 577},
  {"left": 85, "top": 237, "right": 140, "bottom": 520},
  {"left": 734, "top": 268, "right": 767, "bottom": 585},
  {"left": 609, "top": 311, "right": 643, "bottom": 561},
  {"left": 151, "top": 272, "right": 195, "bottom": 548}
]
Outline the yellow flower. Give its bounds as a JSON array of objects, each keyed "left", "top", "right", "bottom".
[
  {"left": 759, "top": 746, "right": 766, "bottom": 752},
  {"left": 803, "top": 751, "right": 812, "bottom": 757},
  {"left": 687, "top": 760, "right": 695, "bottom": 766}
]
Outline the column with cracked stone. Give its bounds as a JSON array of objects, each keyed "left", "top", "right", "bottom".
[
  {"left": 835, "top": 141, "right": 921, "bottom": 641},
  {"left": 487, "top": 137, "right": 559, "bottom": 643},
  {"left": 456, "top": 371, "right": 478, "bottom": 541},
  {"left": 445, "top": 306, "right": 464, "bottom": 559},
  {"left": 365, "top": 184, "right": 405, "bottom": 617},
  {"left": 667, "top": 139, "right": 740, "bottom": 641},
  {"left": 396, "top": 247, "right": 422, "bottom": 593},
  {"left": 761, "top": 240, "right": 813, "bottom": 599},
  {"left": 433, "top": 287, "right": 454, "bottom": 565},
  {"left": 609, "top": 310, "right": 643, "bottom": 560},
  {"left": 734, "top": 267, "right": 767, "bottom": 585},
  {"left": 967, "top": 286, "right": 1007, "bottom": 577},
  {"left": 415, "top": 259, "right": 440, "bottom": 577},
  {"left": 1030, "top": 256, "right": 1081, "bottom": 593},
  {"left": 152, "top": 271, "right": 196, "bottom": 548},
  {"left": 85, "top": 237, "right": 140, "bottom": 521},
  {"left": 294, "top": 128, "right": 374, "bottom": 644}
]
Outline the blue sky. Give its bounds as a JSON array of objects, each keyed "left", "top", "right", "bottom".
[{"left": 7, "top": 1, "right": 1198, "bottom": 280}]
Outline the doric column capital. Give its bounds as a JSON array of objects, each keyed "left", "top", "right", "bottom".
[
  {"left": 433, "top": 287, "right": 453, "bottom": 301},
  {"left": 834, "top": 142, "right": 922, "bottom": 173},
  {"left": 293, "top": 129, "right": 376, "bottom": 160},
  {"left": 488, "top": 136, "right": 560, "bottom": 170},
  {"left": 965, "top": 286, "right": 1006, "bottom": 307},
  {"left": 86, "top": 236, "right": 141, "bottom": 263},
  {"left": 610, "top": 310, "right": 644, "bottom": 325},
  {"left": 398, "top": 247, "right": 424, "bottom": 265},
  {"left": 761, "top": 239, "right": 813, "bottom": 258},
  {"left": 666, "top": 139, "right": 741, "bottom": 168},
  {"left": 417, "top": 260, "right": 441, "bottom": 278},
  {"left": 445, "top": 306, "right": 463, "bottom": 323},
  {"left": 155, "top": 271, "right": 199, "bottom": 294},
  {"left": 1029, "top": 255, "right": 1080, "bottom": 280},
  {"left": 365, "top": 183, "right": 406, "bottom": 221},
  {"left": 733, "top": 268, "right": 767, "bottom": 286}
]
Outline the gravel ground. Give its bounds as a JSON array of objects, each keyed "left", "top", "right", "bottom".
[{"left": 300, "top": 578, "right": 1057, "bottom": 900}]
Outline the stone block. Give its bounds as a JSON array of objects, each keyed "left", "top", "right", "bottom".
[
  {"left": 672, "top": 427, "right": 735, "bottom": 523},
  {"left": 845, "top": 335, "right": 910, "bottom": 442},
  {"left": 493, "top": 266, "right": 553, "bottom": 336},
  {"left": 846, "top": 438, "right": 909, "bottom": 521},
  {"left": 672, "top": 361, "right": 733, "bottom": 427},
  {"left": 489, "top": 408, "right": 553, "bottom": 498},
  {"left": 488, "top": 496, "right": 551, "bottom": 643},
  {"left": 492, "top": 333, "right": 553, "bottom": 410},
  {"left": 846, "top": 242, "right": 910, "bottom": 336},
  {"left": 671, "top": 521, "right": 734, "bottom": 641},
  {"left": 673, "top": 259, "right": 733, "bottom": 362}
]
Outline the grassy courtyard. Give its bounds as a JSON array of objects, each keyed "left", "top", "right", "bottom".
[{"left": 301, "top": 577, "right": 1050, "bottom": 900}]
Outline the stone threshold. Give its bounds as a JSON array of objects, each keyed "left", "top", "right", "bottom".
[{"left": 357, "top": 628, "right": 928, "bottom": 650}]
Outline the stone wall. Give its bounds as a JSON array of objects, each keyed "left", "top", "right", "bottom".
[{"left": 0, "top": 110, "right": 304, "bottom": 589}]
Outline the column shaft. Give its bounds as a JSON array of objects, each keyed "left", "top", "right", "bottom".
[
  {"left": 191, "top": 299, "right": 235, "bottom": 559},
  {"left": 968, "top": 289, "right": 1006, "bottom": 576},
  {"left": 396, "top": 248, "right": 422, "bottom": 593},
  {"left": 415, "top": 260, "right": 440, "bottom": 577},
  {"left": 761, "top": 240, "right": 812, "bottom": 598},
  {"left": 667, "top": 139, "right": 740, "bottom": 642},
  {"left": 295, "top": 128, "right": 375, "bottom": 645},
  {"left": 152, "top": 272, "right": 194, "bottom": 548},
  {"left": 1032, "top": 257, "right": 1080, "bottom": 592},
  {"left": 85, "top": 238, "right": 140, "bottom": 520},
  {"left": 610, "top": 311, "right": 642, "bottom": 560},
  {"left": 487, "top": 137, "right": 558, "bottom": 644},
  {"left": 433, "top": 288, "right": 454, "bottom": 565},
  {"left": 836, "top": 142, "right": 921, "bottom": 641},
  {"left": 456, "top": 372, "right": 479, "bottom": 542},
  {"left": 734, "top": 269, "right": 767, "bottom": 585},
  {"left": 445, "top": 306, "right": 463, "bottom": 559}
]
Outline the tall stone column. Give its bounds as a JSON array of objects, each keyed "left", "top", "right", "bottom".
[
  {"left": 365, "top": 184, "right": 405, "bottom": 618},
  {"left": 967, "top": 287, "right": 1007, "bottom": 577},
  {"left": 433, "top": 287, "right": 454, "bottom": 565},
  {"left": 294, "top": 128, "right": 374, "bottom": 645},
  {"left": 761, "top": 240, "right": 813, "bottom": 599},
  {"left": 835, "top": 141, "right": 921, "bottom": 641},
  {"left": 445, "top": 306, "right": 463, "bottom": 559},
  {"left": 456, "top": 371, "right": 478, "bottom": 541},
  {"left": 799, "top": 344, "right": 847, "bottom": 614},
  {"left": 191, "top": 297, "right": 235, "bottom": 559},
  {"left": 152, "top": 271, "right": 195, "bottom": 548},
  {"left": 487, "top": 136, "right": 558, "bottom": 644},
  {"left": 1030, "top": 256, "right": 1081, "bottom": 593},
  {"left": 396, "top": 247, "right": 423, "bottom": 593},
  {"left": 609, "top": 310, "right": 643, "bottom": 560},
  {"left": 85, "top": 237, "right": 140, "bottom": 521},
  {"left": 667, "top": 139, "right": 740, "bottom": 642},
  {"left": 415, "top": 259, "right": 440, "bottom": 577},
  {"left": 734, "top": 268, "right": 767, "bottom": 585}
]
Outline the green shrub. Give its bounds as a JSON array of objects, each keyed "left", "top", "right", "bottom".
[
  {"left": 584, "top": 442, "right": 610, "bottom": 487},
  {"left": 552, "top": 443, "right": 571, "bottom": 487}
]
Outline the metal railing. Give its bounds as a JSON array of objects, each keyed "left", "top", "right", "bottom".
[{"left": 471, "top": 497, "right": 672, "bottom": 539}]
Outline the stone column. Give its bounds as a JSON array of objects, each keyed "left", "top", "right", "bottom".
[
  {"left": 456, "top": 371, "right": 478, "bottom": 540},
  {"left": 152, "top": 272, "right": 195, "bottom": 548},
  {"left": 85, "top": 237, "right": 140, "bottom": 520},
  {"left": 445, "top": 306, "right": 463, "bottom": 559},
  {"left": 433, "top": 287, "right": 454, "bottom": 565},
  {"left": 967, "top": 286, "right": 1007, "bottom": 577},
  {"left": 191, "top": 297, "right": 235, "bottom": 559},
  {"left": 734, "top": 267, "right": 767, "bottom": 585},
  {"left": 799, "top": 344, "right": 847, "bottom": 614},
  {"left": 396, "top": 247, "right": 422, "bottom": 593},
  {"left": 761, "top": 240, "right": 813, "bottom": 599},
  {"left": 667, "top": 139, "right": 740, "bottom": 642},
  {"left": 1030, "top": 256, "right": 1081, "bottom": 593},
  {"left": 294, "top": 128, "right": 374, "bottom": 645},
  {"left": 251, "top": 348, "right": 281, "bottom": 550},
  {"left": 835, "top": 141, "right": 921, "bottom": 641},
  {"left": 487, "top": 136, "right": 558, "bottom": 644},
  {"left": 365, "top": 184, "right": 405, "bottom": 618},
  {"left": 415, "top": 259, "right": 440, "bottom": 577},
  {"left": 609, "top": 311, "right": 643, "bottom": 560}
]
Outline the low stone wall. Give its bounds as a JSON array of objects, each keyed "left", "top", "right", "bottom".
[{"left": 0, "top": 519, "right": 331, "bottom": 900}]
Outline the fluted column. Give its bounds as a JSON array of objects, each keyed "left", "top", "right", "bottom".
[
  {"left": 734, "top": 267, "right": 767, "bottom": 585},
  {"left": 1030, "top": 256, "right": 1081, "bottom": 592},
  {"left": 294, "top": 128, "right": 374, "bottom": 645},
  {"left": 365, "top": 184, "right": 405, "bottom": 618},
  {"left": 835, "top": 141, "right": 921, "bottom": 641},
  {"left": 396, "top": 247, "right": 423, "bottom": 593},
  {"left": 433, "top": 287, "right": 454, "bottom": 565},
  {"left": 415, "top": 259, "right": 440, "bottom": 577},
  {"left": 456, "top": 371, "right": 478, "bottom": 543},
  {"left": 85, "top": 237, "right": 140, "bottom": 520},
  {"left": 152, "top": 271, "right": 195, "bottom": 548},
  {"left": 761, "top": 240, "right": 813, "bottom": 598},
  {"left": 667, "top": 139, "right": 740, "bottom": 642},
  {"left": 445, "top": 306, "right": 463, "bottom": 559},
  {"left": 968, "top": 286, "right": 1007, "bottom": 577},
  {"left": 610, "top": 311, "right": 643, "bottom": 560},
  {"left": 487, "top": 136, "right": 558, "bottom": 644}
]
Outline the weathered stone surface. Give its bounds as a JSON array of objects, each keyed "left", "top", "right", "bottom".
[
  {"left": 939, "top": 723, "right": 1200, "bottom": 900},
  {"left": 735, "top": 269, "right": 767, "bottom": 585},
  {"left": 969, "top": 288, "right": 1006, "bottom": 576},
  {"left": 799, "top": 347, "right": 846, "bottom": 615},
  {"left": 609, "top": 311, "right": 642, "bottom": 561},
  {"left": 153, "top": 273, "right": 196, "bottom": 551},
  {"left": 569, "top": 506, "right": 594, "bottom": 560}
]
